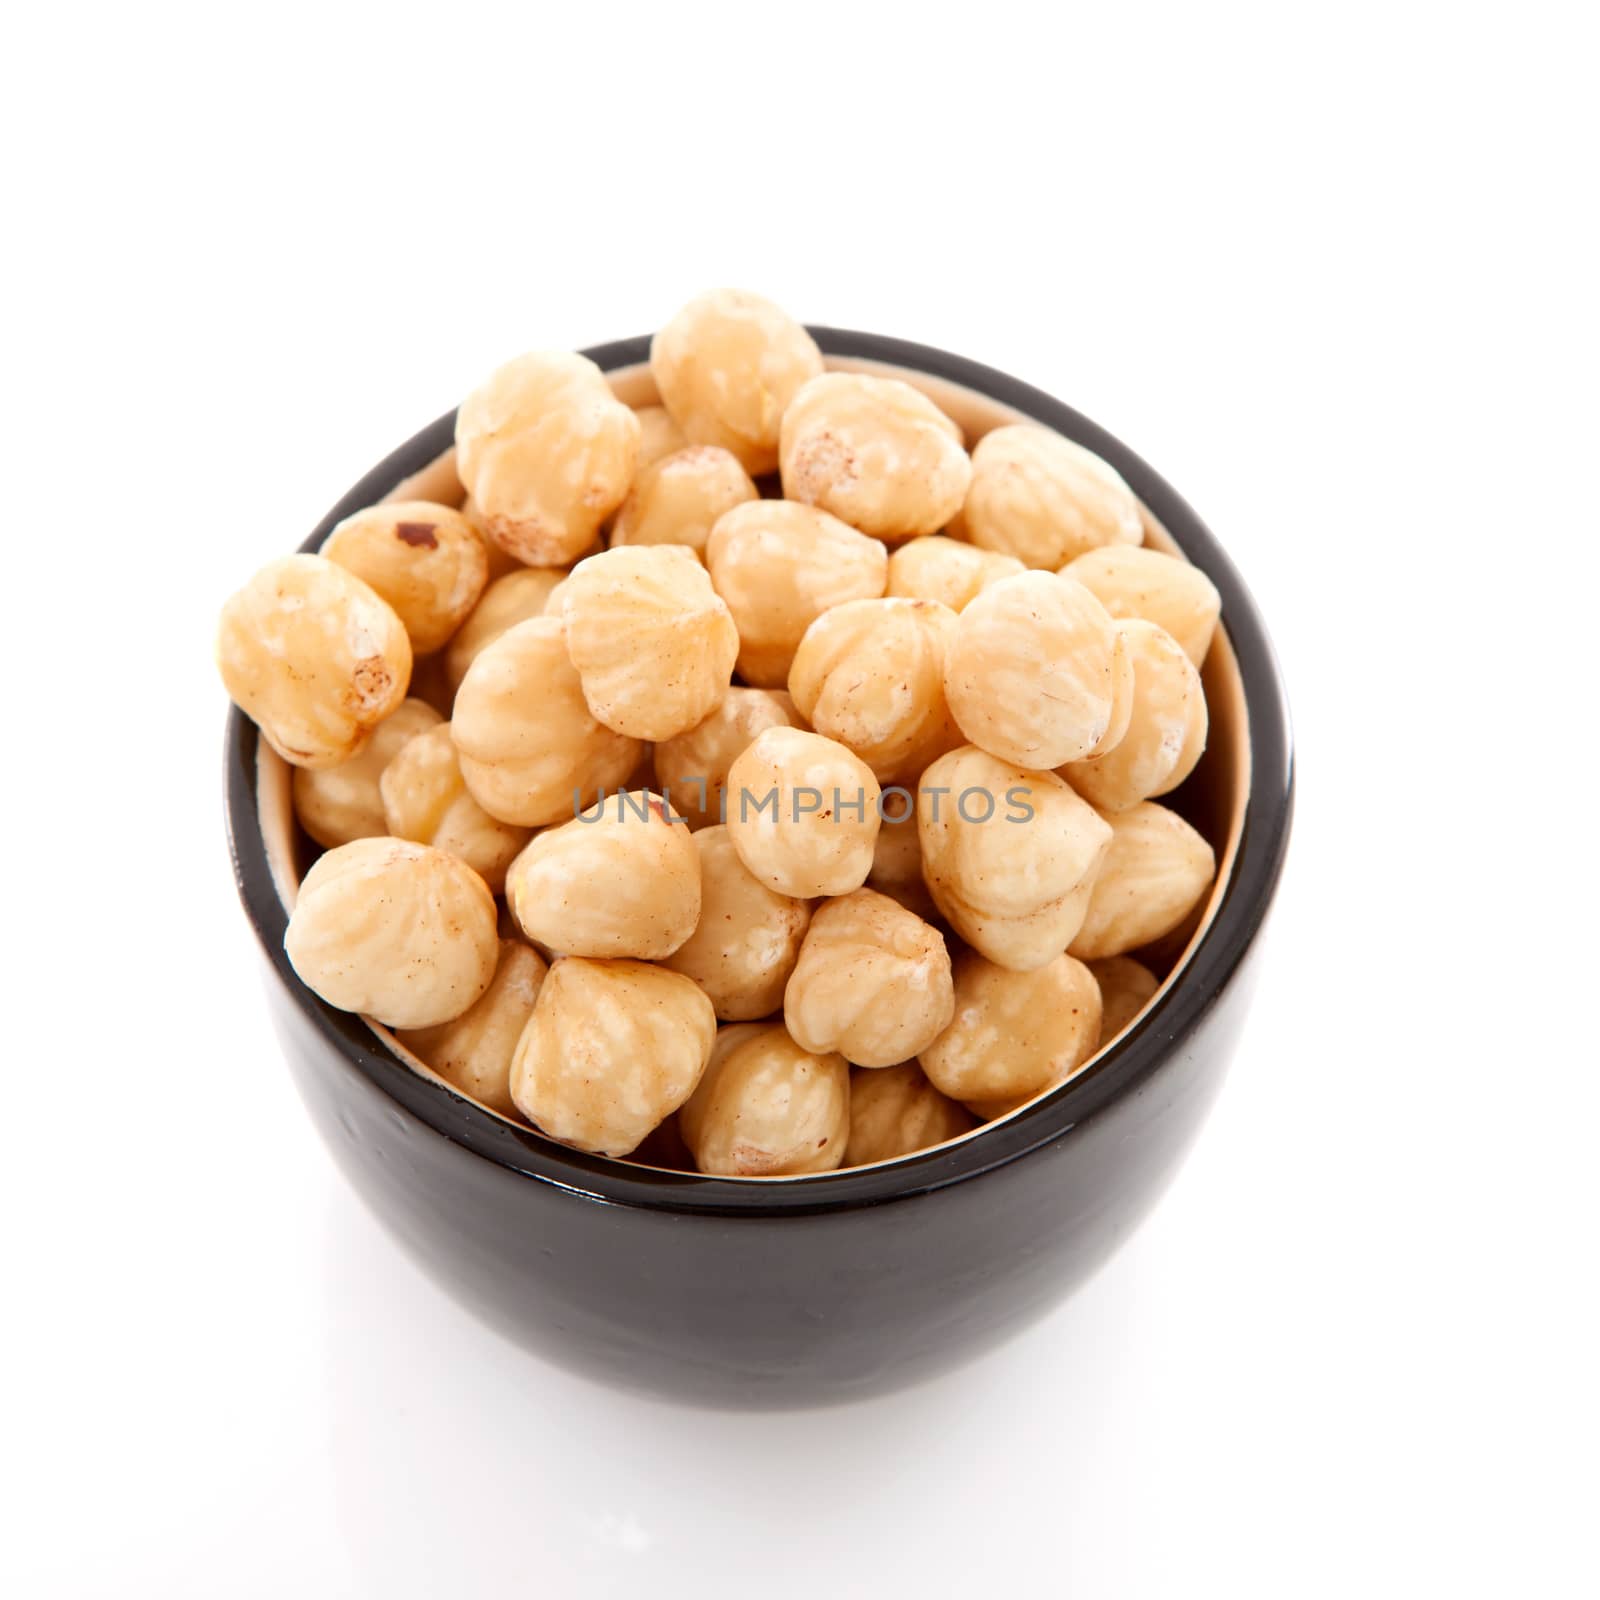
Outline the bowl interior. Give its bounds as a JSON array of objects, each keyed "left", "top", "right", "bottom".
[{"left": 252, "top": 353, "right": 1251, "bottom": 1178}]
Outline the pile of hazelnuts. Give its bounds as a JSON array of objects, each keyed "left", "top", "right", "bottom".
[{"left": 218, "top": 289, "right": 1223, "bottom": 1176}]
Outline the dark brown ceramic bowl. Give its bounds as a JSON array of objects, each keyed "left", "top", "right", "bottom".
[{"left": 225, "top": 328, "right": 1293, "bottom": 1409}]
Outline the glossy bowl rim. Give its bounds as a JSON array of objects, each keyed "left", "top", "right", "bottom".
[{"left": 224, "top": 326, "right": 1294, "bottom": 1217}]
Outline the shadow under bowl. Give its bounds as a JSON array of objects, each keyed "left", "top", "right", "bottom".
[{"left": 224, "top": 328, "right": 1293, "bottom": 1409}]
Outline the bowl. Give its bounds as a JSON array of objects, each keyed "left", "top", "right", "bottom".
[{"left": 224, "top": 327, "right": 1293, "bottom": 1409}]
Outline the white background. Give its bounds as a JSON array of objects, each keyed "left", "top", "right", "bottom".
[{"left": 4, "top": 4, "right": 1596, "bottom": 1595}]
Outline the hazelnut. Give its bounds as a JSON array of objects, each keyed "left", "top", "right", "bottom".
[
  {"left": 679, "top": 1023, "right": 849, "bottom": 1176},
  {"left": 1088, "top": 955, "right": 1160, "bottom": 1044},
  {"left": 963, "top": 424, "right": 1142, "bottom": 568},
  {"left": 705, "top": 499, "right": 888, "bottom": 687},
  {"left": 217, "top": 555, "right": 412, "bottom": 769},
  {"left": 610, "top": 445, "right": 758, "bottom": 554},
  {"left": 397, "top": 940, "right": 547, "bottom": 1117},
  {"left": 655, "top": 688, "right": 799, "bottom": 830},
  {"left": 1063, "top": 545, "right": 1222, "bottom": 668},
  {"left": 787, "top": 597, "right": 961, "bottom": 783},
  {"left": 1063, "top": 619, "right": 1206, "bottom": 812},
  {"left": 845, "top": 1061, "right": 975, "bottom": 1166},
  {"left": 560, "top": 545, "right": 740, "bottom": 740},
  {"left": 650, "top": 289, "right": 824, "bottom": 474},
  {"left": 920, "top": 950, "right": 1102, "bottom": 1107},
  {"left": 918, "top": 745, "right": 1112, "bottom": 970},
  {"left": 443, "top": 567, "right": 569, "bottom": 692},
  {"left": 510, "top": 957, "right": 715, "bottom": 1156},
  {"left": 379, "top": 722, "right": 531, "bottom": 893},
  {"left": 455, "top": 350, "right": 639, "bottom": 565},
  {"left": 866, "top": 793, "right": 939, "bottom": 922},
  {"left": 661, "top": 826, "right": 811, "bottom": 1020},
  {"left": 632, "top": 403, "right": 689, "bottom": 471},
  {"left": 887, "top": 535, "right": 1025, "bottom": 612},
  {"left": 451, "top": 616, "right": 641, "bottom": 826},
  {"left": 943, "top": 570, "right": 1123, "bottom": 768},
  {"left": 783, "top": 889, "right": 955, "bottom": 1068},
  {"left": 505, "top": 790, "right": 700, "bottom": 960},
  {"left": 321, "top": 500, "right": 488, "bottom": 654},
  {"left": 291, "top": 698, "right": 441, "bottom": 848},
  {"left": 1068, "top": 801, "right": 1216, "bottom": 960},
  {"left": 779, "top": 372, "right": 971, "bottom": 541},
  {"left": 725, "top": 726, "right": 881, "bottom": 898},
  {"left": 284, "top": 838, "right": 498, "bottom": 1028}
]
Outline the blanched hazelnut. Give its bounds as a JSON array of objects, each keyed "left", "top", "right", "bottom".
[
  {"left": 560, "top": 546, "right": 739, "bottom": 740},
  {"left": 779, "top": 372, "right": 971, "bottom": 541},
  {"left": 661, "top": 826, "right": 811, "bottom": 1020},
  {"left": 379, "top": 722, "right": 531, "bottom": 892},
  {"left": 704, "top": 500, "right": 887, "bottom": 686},
  {"left": 1088, "top": 955, "right": 1160, "bottom": 1044},
  {"left": 321, "top": 501, "right": 488, "bottom": 654},
  {"left": 787, "top": 597, "right": 961, "bottom": 783},
  {"left": 1069, "top": 801, "right": 1216, "bottom": 960},
  {"left": 964, "top": 424, "right": 1142, "bottom": 568},
  {"left": 650, "top": 289, "right": 824, "bottom": 474},
  {"left": 918, "top": 745, "right": 1112, "bottom": 970},
  {"left": 725, "top": 727, "right": 881, "bottom": 898},
  {"left": 1064, "top": 620, "right": 1206, "bottom": 812},
  {"left": 455, "top": 350, "right": 640, "bottom": 565},
  {"left": 443, "top": 567, "right": 569, "bottom": 692},
  {"left": 397, "top": 939, "right": 547, "bottom": 1117},
  {"left": 451, "top": 616, "right": 640, "bottom": 826},
  {"left": 887, "top": 535, "right": 1025, "bottom": 612},
  {"left": 944, "top": 570, "right": 1122, "bottom": 768},
  {"left": 509, "top": 957, "right": 715, "bottom": 1156},
  {"left": 292, "top": 698, "right": 441, "bottom": 848},
  {"left": 679, "top": 1023, "right": 849, "bottom": 1176},
  {"left": 845, "top": 1061, "right": 975, "bottom": 1166},
  {"left": 284, "top": 838, "right": 498, "bottom": 1028},
  {"left": 655, "top": 688, "right": 799, "bottom": 829},
  {"left": 920, "top": 950, "right": 1103, "bottom": 1107},
  {"left": 1063, "top": 545, "right": 1222, "bottom": 668},
  {"left": 217, "top": 554, "right": 413, "bottom": 769},
  {"left": 866, "top": 793, "right": 938, "bottom": 922},
  {"left": 632, "top": 404, "right": 689, "bottom": 471},
  {"left": 783, "top": 889, "right": 954, "bottom": 1068},
  {"left": 505, "top": 790, "right": 700, "bottom": 959},
  {"left": 610, "top": 445, "right": 758, "bottom": 554}
]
